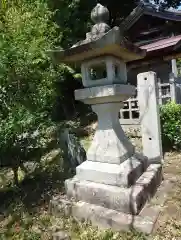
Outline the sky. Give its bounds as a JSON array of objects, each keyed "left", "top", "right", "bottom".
[{"left": 149, "top": 0, "right": 181, "bottom": 9}]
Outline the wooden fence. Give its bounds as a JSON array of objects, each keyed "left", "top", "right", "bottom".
[{"left": 120, "top": 77, "right": 181, "bottom": 126}]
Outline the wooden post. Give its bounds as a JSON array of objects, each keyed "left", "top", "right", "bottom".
[
  {"left": 169, "top": 73, "right": 177, "bottom": 102},
  {"left": 129, "top": 99, "right": 133, "bottom": 120},
  {"left": 158, "top": 78, "right": 162, "bottom": 105},
  {"left": 171, "top": 59, "right": 178, "bottom": 77},
  {"left": 171, "top": 58, "right": 178, "bottom": 103}
]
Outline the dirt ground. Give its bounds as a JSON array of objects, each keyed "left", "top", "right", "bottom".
[{"left": 153, "top": 152, "right": 181, "bottom": 239}]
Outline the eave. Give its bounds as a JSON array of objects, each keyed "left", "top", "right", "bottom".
[
  {"left": 121, "top": 3, "right": 181, "bottom": 31},
  {"left": 49, "top": 27, "right": 146, "bottom": 65},
  {"left": 128, "top": 35, "right": 181, "bottom": 68},
  {"left": 140, "top": 34, "right": 181, "bottom": 52}
]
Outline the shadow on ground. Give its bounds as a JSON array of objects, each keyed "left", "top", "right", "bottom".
[{"left": 0, "top": 151, "right": 73, "bottom": 217}]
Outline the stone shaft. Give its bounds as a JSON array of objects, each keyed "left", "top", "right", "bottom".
[{"left": 87, "top": 102, "right": 135, "bottom": 164}]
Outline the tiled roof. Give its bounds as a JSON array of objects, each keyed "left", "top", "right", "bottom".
[{"left": 140, "top": 35, "right": 181, "bottom": 52}]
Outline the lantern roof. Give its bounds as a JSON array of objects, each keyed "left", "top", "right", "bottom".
[{"left": 49, "top": 4, "right": 146, "bottom": 65}]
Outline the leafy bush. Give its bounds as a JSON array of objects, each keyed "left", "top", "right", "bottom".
[
  {"left": 160, "top": 102, "right": 181, "bottom": 150},
  {"left": 0, "top": 107, "right": 55, "bottom": 184}
]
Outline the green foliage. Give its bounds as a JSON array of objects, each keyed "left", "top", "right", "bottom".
[
  {"left": 0, "top": 0, "right": 60, "bottom": 114},
  {"left": 160, "top": 102, "right": 181, "bottom": 150},
  {"left": 0, "top": 0, "right": 65, "bottom": 183}
]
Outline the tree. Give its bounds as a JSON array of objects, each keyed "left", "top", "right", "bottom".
[
  {"left": 49, "top": 0, "right": 181, "bottom": 48},
  {"left": 0, "top": 0, "right": 66, "bottom": 184}
]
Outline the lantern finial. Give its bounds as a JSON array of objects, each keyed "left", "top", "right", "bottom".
[
  {"left": 91, "top": 3, "right": 110, "bottom": 24},
  {"left": 90, "top": 4, "right": 110, "bottom": 36}
]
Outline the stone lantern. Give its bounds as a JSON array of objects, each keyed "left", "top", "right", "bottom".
[{"left": 50, "top": 4, "right": 162, "bottom": 233}]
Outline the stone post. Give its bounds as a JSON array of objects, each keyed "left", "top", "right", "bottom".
[
  {"left": 137, "top": 72, "right": 163, "bottom": 163},
  {"left": 169, "top": 72, "right": 177, "bottom": 102}
]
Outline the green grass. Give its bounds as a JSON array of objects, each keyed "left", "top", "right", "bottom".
[{"left": 80, "top": 135, "right": 92, "bottom": 151}]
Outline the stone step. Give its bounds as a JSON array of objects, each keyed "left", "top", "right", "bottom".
[
  {"left": 50, "top": 198, "right": 160, "bottom": 234},
  {"left": 71, "top": 201, "right": 158, "bottom": 234},
  {"left": 65, "top": 164, "right": 162, "bottom": 215},
  {"left": 76, "top": 157, "right": 145, "bottom": 187},
  {"left": 50, "top": 197, "right": 159, "bottom": 234}
]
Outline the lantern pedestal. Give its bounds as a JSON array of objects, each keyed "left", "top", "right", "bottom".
[
  {"left": 64, "top": 84, "right": 162, "bottom": 218},
  {"left": 50, "top": 83, "right": 162, "bottom": 233}
]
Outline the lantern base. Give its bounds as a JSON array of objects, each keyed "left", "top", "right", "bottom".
[
  {"left": 50, "top": 163, "right": 162, "bottom": 234},
  {"left": 65, "top": 163, "right": 162, "bottom": 215}
]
